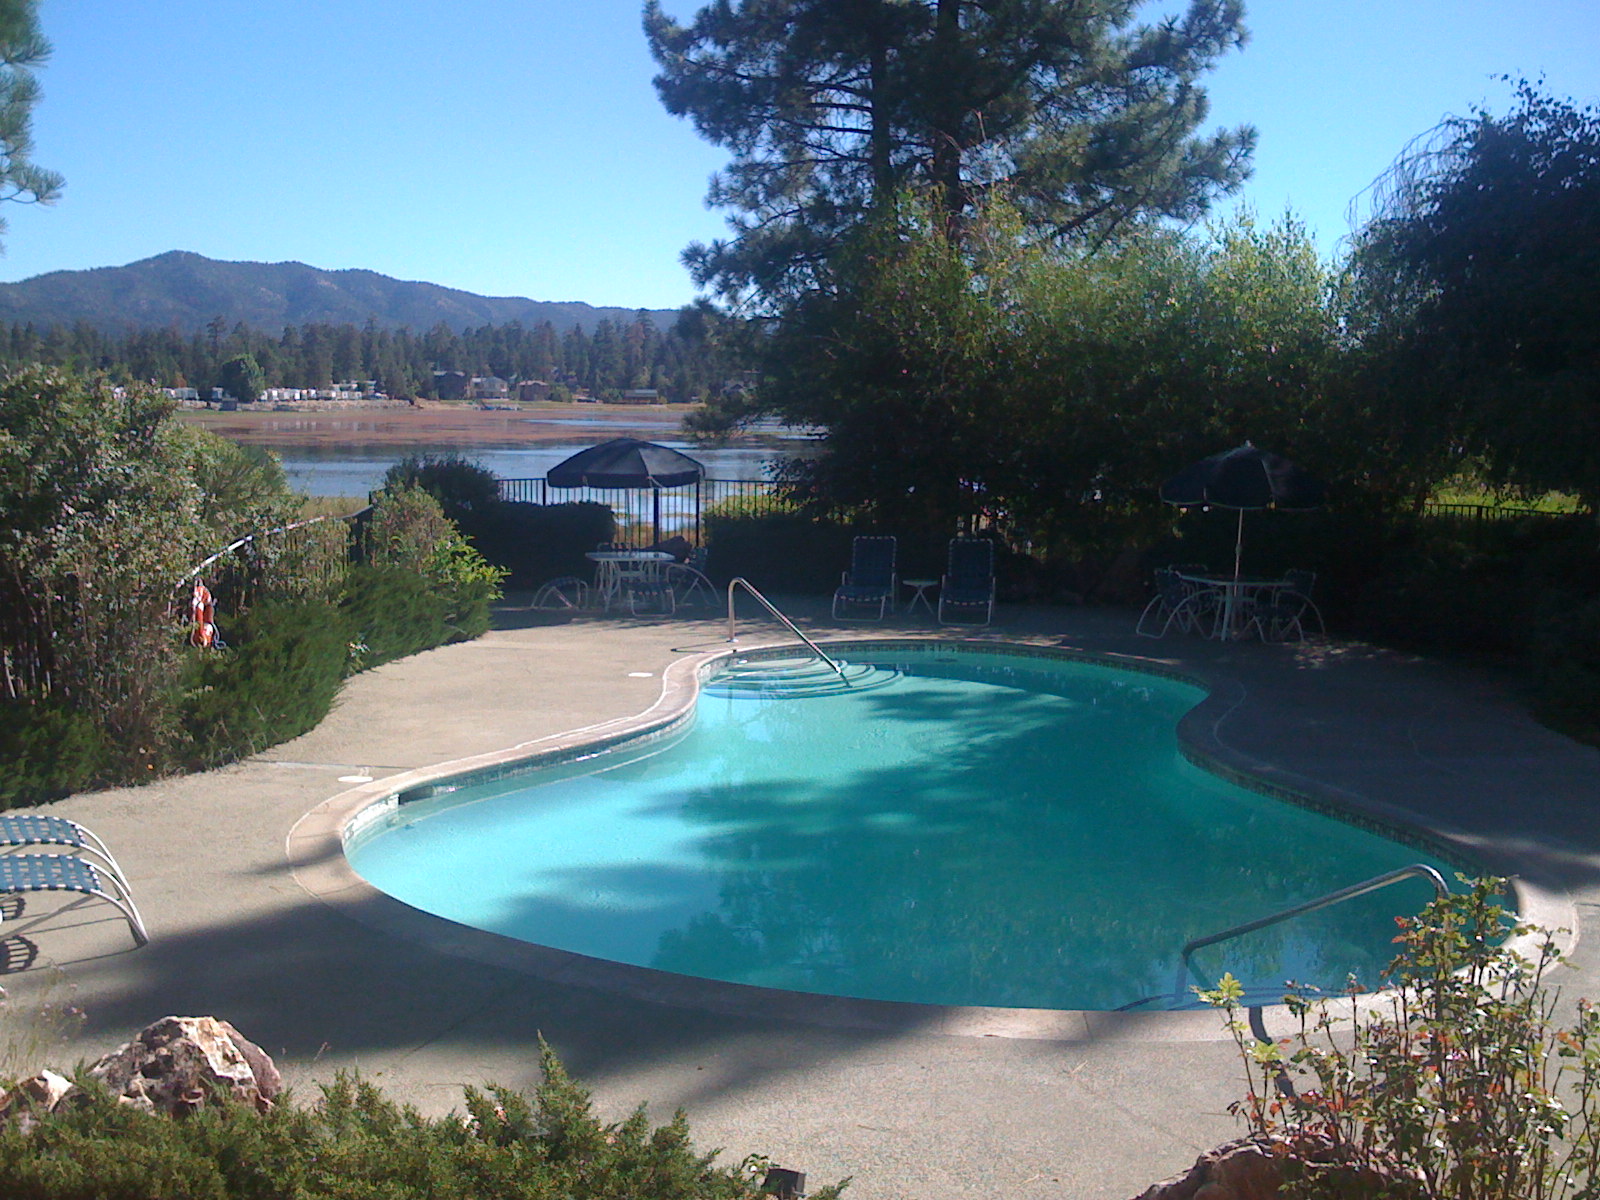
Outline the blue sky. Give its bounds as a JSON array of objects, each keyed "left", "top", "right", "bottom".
[{"left": 0, "top": 0, "right": 1595, "bottom": 311}]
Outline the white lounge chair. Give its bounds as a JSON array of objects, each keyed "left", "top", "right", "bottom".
[
  {"left": 0, "top": 814, "right": 131, "bottom": 889},
  {"left": 0, "top": 853, "right": 149, "bottom": 948}
]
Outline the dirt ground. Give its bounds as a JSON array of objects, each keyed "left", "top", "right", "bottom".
[{"left": 175, "top": 400, "right": 717, "bottom": 449}]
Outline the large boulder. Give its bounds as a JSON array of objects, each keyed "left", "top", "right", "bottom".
[
  {"left": 85, "top": 1015, "right": 282, "bottom": 1115},
  {"left": 1132, "top": 1135, "right": 1422, "bottom": 1200}
]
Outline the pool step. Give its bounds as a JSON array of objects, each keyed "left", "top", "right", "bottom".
[{"left": 705, "top": 656, "right": 900, "bottom": 698}]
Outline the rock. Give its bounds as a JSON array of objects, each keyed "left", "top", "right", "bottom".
[
  {"left": 86, "top": 1016, "right": 282, "bottom": 1116},
  {"left": 1131, "top": 1135, "right": 1424, "bottom": 1200},
  {"left": 0, "top": 1069, "right": 78, "bottom": 1134}
]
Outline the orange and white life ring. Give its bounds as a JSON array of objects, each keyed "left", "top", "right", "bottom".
[{"left": 190, "top": 581, "right": 217, "bottom": 648}]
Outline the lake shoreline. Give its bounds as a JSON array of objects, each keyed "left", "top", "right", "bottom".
[{"left": 175, "top": 399, "right": 776, "bottom": 450}]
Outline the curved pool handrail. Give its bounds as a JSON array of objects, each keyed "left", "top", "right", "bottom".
[
  {"left": 725, "top": 577, "right": 848, "bottom": 683},
  {"left": 1173, "top": 862, "right": 1450, "bottom": 1006}
]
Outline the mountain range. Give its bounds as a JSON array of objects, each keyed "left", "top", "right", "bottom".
[{"left": 0, "top": 251, "right": 681, "bottom": 336}]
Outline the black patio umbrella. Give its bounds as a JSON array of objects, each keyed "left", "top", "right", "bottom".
[
  {"left": 546, "top": 438, "right": 706, "bottom": 544},
  {"left": 1159, "top": 442, "right": 1326, "bottom": 581}
]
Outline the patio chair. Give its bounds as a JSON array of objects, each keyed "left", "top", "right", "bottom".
[
  {"left": 938, "top": 537, "right": 996, "bottom": 626},
  {"left": 663, "top": 561, "right": 717, "bottom": 607},
  {"left": 1250, "top": 569, "right": 1324, "bottom": 642},
  {"left": 528, "top": 576, "right": 592, "bottom": 611},
  {"left": 0, "top": 814, "right": 131, "bottom": 890},
  {"left": 832, "top": 536, "right": 897, "bottom": 620},
  {"left": 1136, "top": 569, "right": 1215, "bottom": 638},
  {"left": 0, "top": 853, "right": 149, "bottom": 949}
]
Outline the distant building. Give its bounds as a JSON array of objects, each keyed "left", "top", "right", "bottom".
[
  {"left": 517, "top": 380, "right": 551, "bottom": 403},
  {"left": 433, "top": 370, "right": 469, "bottom": 401},
  {"left": 470, "top": 375, "right": 510, "bottom": 400},
  {"left": 616, "top": 388, "right": 661, "bottom": 405}
]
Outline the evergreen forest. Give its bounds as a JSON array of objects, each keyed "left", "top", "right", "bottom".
[{"left": 0, "top": 305, "right": 751, "bottom": 403}]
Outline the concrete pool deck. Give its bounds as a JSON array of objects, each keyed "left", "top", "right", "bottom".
[{"left": 7, "top": 597, "right": 1600, "bottom": 1200}]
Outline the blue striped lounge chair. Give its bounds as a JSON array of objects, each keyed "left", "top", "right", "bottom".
[
  {"left": 0, "top": 853, "right": 149, "bottom": 949},
  {"left": 832, "top": 536, "right": 897, "bottom": 620},
  {"left": 937, "top": 537, "right": 996, "bottom": 626},
  {"left": 0, "top": 814, "right": 131, "bottom": 889}
]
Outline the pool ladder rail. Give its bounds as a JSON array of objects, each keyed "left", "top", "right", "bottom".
[
  {"left": 725, "top": 577, "right": 850, "bottom": 684},
  {"left": 1117, "top": 863, "right": 1451, "bottom": 1012}
]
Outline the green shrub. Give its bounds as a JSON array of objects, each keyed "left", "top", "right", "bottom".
[
  {"left": 457, "top": 501, "right": 615, "bottom": 589},
  {"left": 360, "top": 484, "right": 506, "bottom": 637},
  {"left": 0, "top": 699, "right": 111, "bottom": 809},
  {"left": 1203, "top": 879, "right": 1600, "bottom": 1200},
  {"left": 339, "top": 566, "right": 449, "bottom": 670},
  {"left": 703, "top": 513, "right": 860, "bottom": 593},
  {"left": 0, "top": 1045, "right": 845, "bottom": 1200},
  {"left": 175, "top": 600, "right": 351, "bottom": 770},
  {"left": 381, "top": 452, "right": 502, "bottom": 523}
]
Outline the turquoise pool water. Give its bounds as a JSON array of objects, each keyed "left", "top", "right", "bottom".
[{"left": 347, "top": 649, "right": 1454, "bottom": 1011}]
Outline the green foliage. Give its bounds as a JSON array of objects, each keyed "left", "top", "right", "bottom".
[
  {"left": 646, "top": 0, "right": 1253, "bottom": 305},
  {"left": 339, "top": 565, "right": 449, "bottom": 670},
  {"left": 0, "top": 305, "right": 751, "bottom": 406},
  {"left": 361, "top": 482, "right": 506, "bottom": 639},
  {"left": 382, "top": 452, "right": 502, "bottom": 524},
  {"left": 217, "top": 352, "right": 265, "bottom": 404},
  {"left": 456, "top": 501, "right": 615, "bottom": 589},
  {"left": 175, "top": 600, "right": 349, "bottom": 770},
  {"left": 1202, "top": 879, "right": 1600, "bottom": 1199},
  {"left": 703, "top": 512, "right": 860, "bottom": 594},
  {"left": 0, "top": 698, "right": 109, "bottom": 808},
  {"left": 1352, "top": 80, "right": 1600, "bottom": 511},
  {"left": 0, "top": 1047, "right": 843, "bottom": 1200},
  {"left": 0, "top": 0, "right": 62, "bottom": 252},
  {"left": 762, "top": 200, "right": 1362, "bottom": 553},
  {"left": 0, "top": 367, "right": 205, "bottom": 766}
]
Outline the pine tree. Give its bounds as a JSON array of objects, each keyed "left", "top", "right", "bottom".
[{"left": 645, "top": 0, "right": 1255, "bottom": 306}]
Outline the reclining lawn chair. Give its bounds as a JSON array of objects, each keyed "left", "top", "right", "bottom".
[
  {"left": 938, "top": 537, "right": 996, "bottom": 626},
  {"left": 832, "top": 536, "right": 897, "bottom": 620},
  {"left": 0, "top": 852, "right": 149, "bottom": 948},
  {"left": 0, "top": 814, "right": 132, "bottom": 889}
]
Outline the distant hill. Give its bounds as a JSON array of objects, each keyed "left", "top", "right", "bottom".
[{"left": 0, "top": 251, "right": 681, "bottom": 335}]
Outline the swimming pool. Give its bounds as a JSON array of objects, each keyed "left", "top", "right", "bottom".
[{"left": 346, "top": 645, "right": 1459, "bottom": 1012}]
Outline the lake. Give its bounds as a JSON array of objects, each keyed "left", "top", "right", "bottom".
[{"left": 276, "top": 441, "right": 785, "bottom": 498}]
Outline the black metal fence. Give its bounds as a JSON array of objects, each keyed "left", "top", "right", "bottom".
[
  {"left": 1419, "top": 501, "right": 1576, "bottom": 522},
  {"left": 496, "top": 479, "right": 1582, "bottom": 546},
  {"left": 497, "top": 477, "right": 788, "bottom": 542}
]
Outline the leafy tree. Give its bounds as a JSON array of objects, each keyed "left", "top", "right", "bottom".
[
  {"left": 645, "top": 0, "right": 1255, "bottom": 305},
  {"left": 217, "top": 350, "right": 265, "bottom": 403},
  {"left": 0, "top": 369, "right": 202, "bottom": 760},
  {"left": 761, "top": 199, "right": 1349, "bottom": 550},
  {"left": 1352, "top": 80, "right": 1600, "bottom": 511},
  {"left": 0, "top": 0, "right": 60, "bottom": 249}
]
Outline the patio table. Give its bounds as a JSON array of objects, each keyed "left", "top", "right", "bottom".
[
  {"left": 586, "top": 550, "right": 676, "bottom": 611},
  {"left": 1177, "top": 572, "right": 1294, "bottom": 641}
]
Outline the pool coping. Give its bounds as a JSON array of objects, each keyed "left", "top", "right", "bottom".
[{"left": 288, "top": 635, "right": 1576, "bottom": 1043}]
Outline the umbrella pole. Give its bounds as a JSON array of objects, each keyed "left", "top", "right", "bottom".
[
  {"left": 653, "top": 487, "right": 662, "bottom": 546},
  {"left": 1233, "top": 509, "right": 1245, "bottom": 583}
]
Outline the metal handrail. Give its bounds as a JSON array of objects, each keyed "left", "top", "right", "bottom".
[
  {"left": 725, "top": 577, "right": 848, "bottom": 682},
  {"left": 1174, "top": 863, "right": 1450, "bottom": 1004}
]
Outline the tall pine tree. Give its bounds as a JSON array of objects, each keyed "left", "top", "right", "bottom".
[{"left": 645, "top": 0, "right": 1254, "bottom": 306}]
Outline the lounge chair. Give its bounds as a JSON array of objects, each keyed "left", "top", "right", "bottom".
[
  {"left": 938, "top": 537, "right": 996, "bottom": 625},
  {"left": 832, "top": 536, "right": 897, "bottom": 620},
  {"left": 0, "top": 814, "right": 131, "bottom": 889},
  {"left": 0, "top": 853, "right": 149, "bottom": 948}
]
